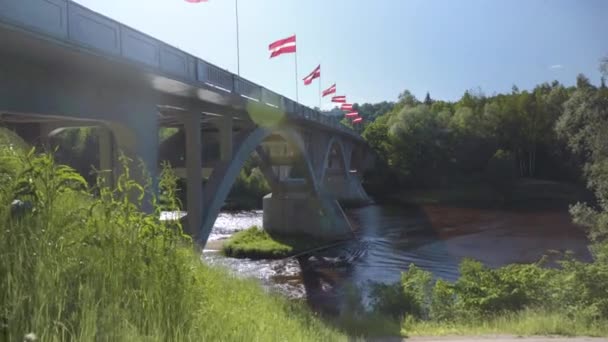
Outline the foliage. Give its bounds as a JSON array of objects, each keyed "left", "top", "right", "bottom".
[
  {"left": 362, "top": 79, "right": 587, "bottom": 189},
  {"left": 227, "top": 157, "right": 271, "bottom": 210},
  {"left": 222, "top": 226, "right": 321, "bottom": 260},
  {"left": 222, "top": 226, "right": 292, "bottom": 259},
  {"left": 556, "top": 74, "right": 608, "bottom": 245},
  {"left": 0, "top": 147, "right": 343, "bottom": 341},
  {"left": 369, "top": 257, "right": 608, "bottom": 337}
]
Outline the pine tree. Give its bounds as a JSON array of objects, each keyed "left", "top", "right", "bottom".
[{"left": 424, "top": 92, "right": 433, "bottom": 106}]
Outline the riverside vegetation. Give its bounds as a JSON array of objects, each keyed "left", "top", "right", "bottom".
[
  {"left": 222, "top": 226, "right": 322, "bottom": 259},
  {"left": 336, "top": 63, "right": 608, "bottom": 337},
  {"left": 0, "top": 132, "right": 344, "bottom": 341}
]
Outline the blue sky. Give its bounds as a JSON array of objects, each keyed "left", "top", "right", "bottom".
[{"left": 74, "top": 0, "right": 607, "bottom": 108}]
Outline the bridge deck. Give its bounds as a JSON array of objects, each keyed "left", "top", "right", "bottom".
[{"left": 0, "top": 0, "right": 360, "bottom": 139}]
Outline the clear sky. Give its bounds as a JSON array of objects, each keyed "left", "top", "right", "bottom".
[{"left": 74, "top": 0, "right": 607, "bottom": 108}]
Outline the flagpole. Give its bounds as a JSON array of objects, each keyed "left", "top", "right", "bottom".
[
  {"left": 235, "top": 0, "right": 240, "bottom": 76},
  {"left": 294, "top": 36, "right": 299, "bottom": 103},
  {"left": 318, "top": 65, "right": 321, "bottom": 109}
]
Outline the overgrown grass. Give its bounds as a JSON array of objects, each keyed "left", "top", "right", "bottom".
[
  {"left": 222, "top": 226, "right": 322, "bottom": 259},
  {"left": 0, "top": 145, "right": 344, "bottom": 341},
  {"left": 403, "top": 309, "right": 608, "bottom": 337}
]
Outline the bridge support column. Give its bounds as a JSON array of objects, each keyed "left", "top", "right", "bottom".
[
  {"left": 219, "top": 116, "right": 233, "bottom": 161},
  {"left": 324, "top": 172, "right": 371, "bottom": 205},
  {"left": 263, "top": 192, "right": 353, "bottom": 240},
  {"left": 183, "top": 114, "right": 203, "bottom": 238}
]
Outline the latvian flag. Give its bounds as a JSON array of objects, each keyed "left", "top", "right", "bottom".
[
  {"left": 269, "top": 35, "right": 296, "bottom": 58},
  {"left": 303, "top": 65, "right": 321, "bottom": 85},
  {"left": 322, "top": 84, "right": 336, "bottom": 97},
  {"left": 341, "top": 103, "right": 353, "bottom": 111},
  {"left": 352, "top": 117, "right": 363, "bottom": 124},
  {"left": 331, "top": 95, "right": 346, "bottom": 103},
  {"left": 345, "top": 112, "right": 359, "bottom": 118}
]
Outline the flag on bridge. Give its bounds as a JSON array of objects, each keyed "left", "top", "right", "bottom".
[
  {"left": 345, "top": 112, "right": 359, "bottom": 118},
  {"left": 352, "top": 117, "right": 363, "bottom": 124},
  {"left": 322, "top": 84, "right": 336, "bottom": 97},
  {"left": 341, "top": 103, "right": 353, "bottom": 111},
  {"left": 269, "top": 35, "right": 296, "bottom": 58},
  {"left": 303, "top": 65, "right": 321, "bottom": 85},
  {"left": 331, "top": 95, "right": 346, "bottom": 103}
]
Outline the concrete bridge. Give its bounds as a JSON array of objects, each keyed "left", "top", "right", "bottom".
[{"left": 0, "top": 0, "right": 373, "bottom": 245}]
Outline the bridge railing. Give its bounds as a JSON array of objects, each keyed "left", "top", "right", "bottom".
[{"left": 0, "top": 0, "right": 359, "bottom": 138}]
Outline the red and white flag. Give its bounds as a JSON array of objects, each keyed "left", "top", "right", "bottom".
[
  {"left": 352, "top": 117, "right": 363, "bottom": 123},
  {"left": 269, "top": 35, "right": 296, "bottom": 58},
  {"left": 322, "top": 84, "right": 336, "bottom": 97},
  {"left": 341, "top": 103, "right": 353, "bottom": 111},
  {"left": 331, "top": 95, "right": 346, "bottom": 103},
  {"left": 345, "top": 112, "right": 359, "bottom": 118},
  {"left": 185, "top": 0, "right": 208, "bottom": 2},
  {"left": 303, "top": 65, "right": 321, "bottom": 85}
]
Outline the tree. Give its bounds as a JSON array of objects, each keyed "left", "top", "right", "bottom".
[
  {"left": 576, "top": 73, "right": 593, "bottom": 89},
  {"left": 424, "top": 92, "right": 433, "bottom": 106},
  {"left": 398, "top": 90, "right": 419, "bottom": 107},
  {"left": 556, "top": 79, "right": 608, "bottom": 255}
]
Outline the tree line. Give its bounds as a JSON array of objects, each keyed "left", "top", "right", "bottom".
[{"left": 360, "top": 72, "right": 607, "bottom": 191}]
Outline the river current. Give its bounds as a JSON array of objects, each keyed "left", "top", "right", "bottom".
[{"left": 202, "top": 204, "right": 591, "bottom": 310}]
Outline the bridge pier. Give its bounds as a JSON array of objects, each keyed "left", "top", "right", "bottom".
[
  {"left": 324, "top": 172, "right": 371, "bottom": 205},
  {"left": 182, "top": 113, "right": 203, "bottom": 238},
  {"left": 263, "top": 192, "right": 353, "bottom": 240}
]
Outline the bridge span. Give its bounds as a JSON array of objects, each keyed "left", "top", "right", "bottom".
[{"left": 0, "top": 0, "right": 374, "bottom": 245}]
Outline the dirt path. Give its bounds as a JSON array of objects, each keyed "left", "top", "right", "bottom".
[{"left": 370, "top": 336, "right": 607, "bottom": 342}]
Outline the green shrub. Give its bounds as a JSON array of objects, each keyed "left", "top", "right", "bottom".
[
  {"left": 429, "top": 279, "right": 456, "bottom": 321},
  {"left": 371, "top": 264, "right": 433, "bottom": 319}
]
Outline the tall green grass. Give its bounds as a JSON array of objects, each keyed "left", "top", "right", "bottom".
[
  {"left": 222, "top": 226, "right": 323, "bottom": 259},
  {"left": 0, "top": 144, "right": 344, "bottom": 341},
  {"left": 403, "top": 309, "right": 608, "bottom": 337}
]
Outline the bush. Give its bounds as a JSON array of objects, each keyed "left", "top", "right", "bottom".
[{"left": 371, "top": 264, "right": 433, "bottom": 319}]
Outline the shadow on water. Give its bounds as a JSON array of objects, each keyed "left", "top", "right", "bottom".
[
  {"left": 294, "top": 201, "right": 592, "bottom": 316},
  {"left": 295, "top": 204, "right": 445, "bottom": 315},
  {"left": 202, "top": 201, "right": 592, "bottom": 323}
]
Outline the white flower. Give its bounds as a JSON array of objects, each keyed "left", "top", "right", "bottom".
[{"left": 24, "top": 332, "right": 37, "bottom": 341}]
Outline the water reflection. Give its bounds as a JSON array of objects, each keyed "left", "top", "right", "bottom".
[{"left": 202, "top": 204, "right": 592, "bottom": 312}]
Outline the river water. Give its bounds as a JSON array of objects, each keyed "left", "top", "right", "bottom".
[{"left": 202, "top": 204, "right": 591, "bottom": 311}]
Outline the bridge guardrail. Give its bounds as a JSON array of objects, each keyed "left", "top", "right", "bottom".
[
  {"left": 261, "top": 88, "right": 281, "bottom": 108},
  {"left": 235, "top": 77, "right": 262, "bottom": 102},
  {"left": 197, "top": 61, "right": 234, "bottom": 92}
]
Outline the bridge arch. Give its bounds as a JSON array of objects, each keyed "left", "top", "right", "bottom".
[
  {"left": 319, "top": 136, "right": 350, "bottom": 184},
  {"left": 198, "top": 126, "right": 319, "bottom": 244}
]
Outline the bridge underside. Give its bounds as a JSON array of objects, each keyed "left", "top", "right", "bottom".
[{"left": 0, "top": 8, "right": 373, "bottom": 246}]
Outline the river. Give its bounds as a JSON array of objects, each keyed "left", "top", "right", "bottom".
[{"left": 202, "top": 204, "right": 591, "bottom": 312}]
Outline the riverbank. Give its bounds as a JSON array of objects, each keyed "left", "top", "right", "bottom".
[{"left": 389, "top": 179, "right": 591, "bottom": 209}]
